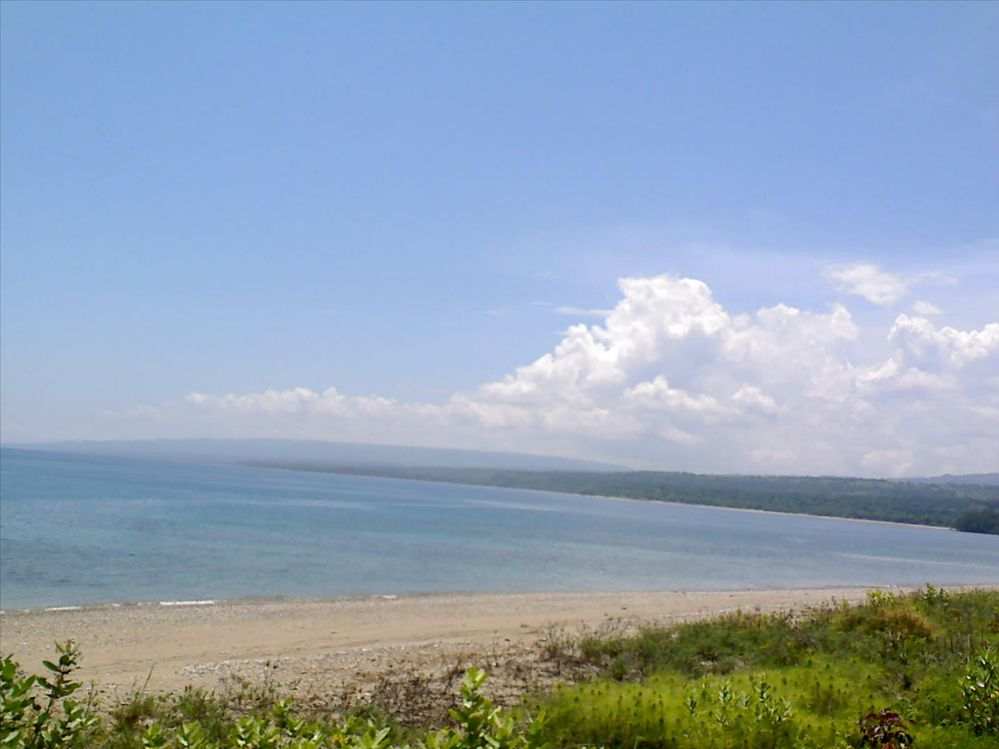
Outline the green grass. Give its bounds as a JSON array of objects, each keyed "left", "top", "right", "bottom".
[
  {"left": 538, "top": 659, "right": 881, "bottom": 748},
  {"left": 530, "top": 586, "right": 999, "bottom": 748}
]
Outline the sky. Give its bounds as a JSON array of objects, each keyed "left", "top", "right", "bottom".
[{"left": 1, "top": 2, "right": 997, "bottom": 476}]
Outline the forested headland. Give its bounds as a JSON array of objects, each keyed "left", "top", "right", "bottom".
[{"left": 252, "top": 463, "right": 999, "bottom": 533}]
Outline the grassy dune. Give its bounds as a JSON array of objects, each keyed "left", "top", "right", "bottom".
[{"left": 533, "top": 586, "right": 998, "bottom": 747}]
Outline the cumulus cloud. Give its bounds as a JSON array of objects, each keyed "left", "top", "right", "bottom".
[
  {"left": 889, "top": 314, "right": 999, "bottom": 368},
  {"left": 824, "top": 264, "right": 958, "bottom": 307},
  {"left": 731, "top": 386, "right": 780, "bottom": 414},
  {"left": 114, "top": 273, "right": 999, "bottom": 477},
  {"left": 625, "top": 376, "right": 723, "bottom": 415},
  {"left": 912, "top": 300, "right": 942, "bottom": 316},
  {"left": 825, "top": 263, "right": 909, "bottom": 306}
]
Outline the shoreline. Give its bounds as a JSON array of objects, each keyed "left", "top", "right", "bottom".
[
  {"left": 0, "top": 578, "right": 964, "bottom": 616},
  {"left": 0, "top": 586, "right": 966, "bottom": 698}
]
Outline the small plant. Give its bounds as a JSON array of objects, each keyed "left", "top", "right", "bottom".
[
  {"left": 961, "top": 648, "right": 999, "bottom": 735},
  {"left": 857, "top": 709, "right": 913, "bottom": 748},
  {"left": 0, "top": 641, "right": 98, "bottom": 749},
  {"left": 424, "top": 666, "right": 541, "bottom": 749},
  {"left": 751, "top": 675, "right": 793, "bottom": 728},
  {"left": 918, "top": 584, "right": 949, "bottom": 608},
  {"left": 867, "top": 590, "right": 900, "bottom": 609}
]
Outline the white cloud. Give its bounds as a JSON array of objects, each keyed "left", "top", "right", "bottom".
[
  {"left": 625, "top": 376, "right": 723, "bottom": 414},
  {"left": 858, "top": 359, "right": 956, "bottom": 393},
  {"left": 732, "top": 386, "right": 779, "bottom": 413},
  {"left": 113, "top": 272, "right": 999, "bottom": 477},
  {"left": 861, "top": 449, "right": 914, "bottom": 478},
  {"left": 751, "top": 448, "right": 797, "bottom": 466},
  {"left": 912, "top": 300, "right": 942, "bottom": 316},
  {"left": 889, "top": 314, "right": 999, "bottom": 368},
  {"left": 554, "top": 306, "right": 613, "bottom": 317},
  {"left": 824, "top": 264, "right": 960, "bottom": 308},
  {"left": 185, "top": 387, "right": 353, "bottom": 416},
  {"left": 825, "top": 263, "right": 909, "bottom": 306}
]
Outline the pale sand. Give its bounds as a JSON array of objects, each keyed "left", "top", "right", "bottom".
[{"left": 0, "top": 588, "right": 891, "bottom": 700}]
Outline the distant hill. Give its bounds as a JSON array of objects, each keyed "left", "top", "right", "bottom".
[
  {"left": 901, "top": 473, "right": 999, "bottom": 487},
  {"left": 11, "top": 438, "right": 623, "bottom": 472}
]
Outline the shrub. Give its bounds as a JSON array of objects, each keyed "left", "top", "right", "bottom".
[
  {"left": 0, "top": 641, "right": 98, "bottom": 749},
  {"left": 1, "top": 649, "right": 544, "bottom": 749},
  {"left": 856, "top": 709, "right": 913, "bottom": 748},
  {"left": 423, "top": 666, "right": 542, "bottom": 749},
  {"left": 961, "top": 649, "right": 999, "bottom": 736}
]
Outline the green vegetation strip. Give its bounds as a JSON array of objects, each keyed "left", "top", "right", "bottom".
[{"left": 3, "top": 586, "right": 998, "bottom": 748}]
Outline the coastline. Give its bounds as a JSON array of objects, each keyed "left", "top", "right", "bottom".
[
  {"left": 257, "top": 464, "right": 960, "bottom": 532},
  {"left": 0, "top": 586, "right": 944, "bottom": 697}
]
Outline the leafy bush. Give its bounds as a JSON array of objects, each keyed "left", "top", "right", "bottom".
[
  {"left": 962, "top": 649, "right": 999, "bottom": 736},
  {"left": 0, "top": 641, "right": 98, "bottom": 749},
  {"left": 856, "top": 709, "right": 913, "bottom": 748},
  {"left": 423, "top": 666, "right": 543, "bottom": 749},
  {"left": 1, "top": 651, "right": 543, "bottom": 749}
]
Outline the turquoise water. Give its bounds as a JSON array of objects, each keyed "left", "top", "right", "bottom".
[{"left": 1, "top": 447, "right": 997, "bottom": 610}]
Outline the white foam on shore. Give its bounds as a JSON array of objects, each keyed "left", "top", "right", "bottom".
[
  {"left": 158, "top": 600, "right": 216, "bottom": 607},
  {"left": 44, "top": 606, "right": 82, "bottom": 611}
]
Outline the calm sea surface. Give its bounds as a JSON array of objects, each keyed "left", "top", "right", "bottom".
[{"left": 1, "top": 448, "right": 997, "bottom": 610}]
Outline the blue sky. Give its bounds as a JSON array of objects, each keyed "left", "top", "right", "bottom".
[{"left": 2, "top": 2, "right": 997, "bottom": 475}]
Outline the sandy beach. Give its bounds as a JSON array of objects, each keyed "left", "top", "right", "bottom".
[{"left": 1, "top": 588, "right": 889, "bottom": 705}]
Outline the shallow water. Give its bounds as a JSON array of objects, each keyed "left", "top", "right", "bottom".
[{"left": 1, "top": 447, "right": 997, "bottom": 609}]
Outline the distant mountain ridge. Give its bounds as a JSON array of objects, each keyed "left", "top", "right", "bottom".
[
  {"left": 8, "top": 438, "right": 624, "bottom": 472},
  {"left": 901, "top": 473, "right": 999, "bottom": 487}
]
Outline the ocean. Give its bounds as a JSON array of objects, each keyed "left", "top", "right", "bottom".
[{"left": 1, "top": 447, "right": 997, "bottom": 610}]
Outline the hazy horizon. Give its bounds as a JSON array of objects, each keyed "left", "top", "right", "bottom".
[
  {"left": 2, "top": 3, "right": 997, "bottom": 477},
  {"left": 4, "top": 440, "right": 999, "bottom": 485}
]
